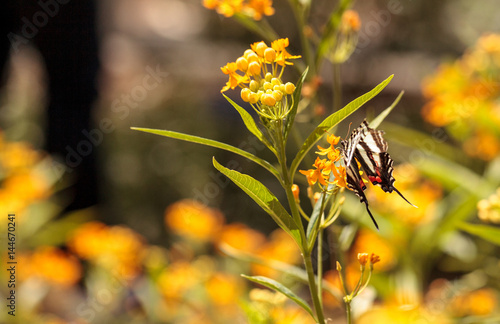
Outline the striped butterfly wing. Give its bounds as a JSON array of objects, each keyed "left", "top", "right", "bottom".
[
  {"left": 353, "top": 121, "right": 416, "bottom": 207},
  {"left": 341, "top": 124, "right": 379, "bottom": 229}
]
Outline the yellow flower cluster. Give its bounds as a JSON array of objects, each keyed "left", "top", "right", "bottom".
[
  {"left": 477, "top": 187, "right": 500, "bottom": 224},
  {"left": 203, "top": 0, "right": 275, "bottom": 20},
  {"left": 299, "top": 134, "right": 347, "bottom": 190},
  {"left": 221, "top": 38, "right": 300, "bottom": 120},
  {"left": 421, "top": 33, "right": 500, "bottom": 160},
  {"left": 67, "top": 221, "right": 145, "bottom": 279}
]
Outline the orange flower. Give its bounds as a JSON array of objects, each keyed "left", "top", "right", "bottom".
[
  {"left": 299, "top": 157, "right": 331, "bottom": 187},
  {"left": 68, "top": 221, "right": 145, "bottom": 279},
  {"left": 450, "top": 288, "right": 497, "bottom": 317},
  {"left": 165, "top": 199, "right": 224, "bottom": 242},
  {"left": 352, "top": 229, "right": 395, "bottom": 271},
  {"left": 30, "top": 246, "right": 82, "bottom": 286},
  {"left": 218, "top": 222, "right": 266, "bottom": 253},
  {"left": 316, "top": 134, "right": 341, "bottom": 161},
  {"left": 203, "top": 0, "right": 274, "bottom": 20},
  {"left": 206, "top": 273, "right": 244, "bottom": 307}
]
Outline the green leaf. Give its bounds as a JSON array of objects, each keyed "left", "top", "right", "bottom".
[
  {"left": 131, "top": 127, "right": 280, "bottom": 180},
  {"left": 223, "top": 94, "right": 276, "bottom": 154},
  {"left": 290, "top": 74, "right": 394, "bottom": 178},
  {"left": 213, "top": 158, "right": 302, "bottom": 246},
  {"left": 284, "top": 67, "right": 309, "bottom": 140},
  {"left": 369, "top": 90, "right": 404, "bottom": 129},
  {"left": 241, "top": 275, "right": 315, "bottom": 319},
  {"left": 458, "top": 222, "right": 500, "bottom": 246}
]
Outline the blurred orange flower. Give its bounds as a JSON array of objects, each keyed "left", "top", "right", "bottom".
[
  {"left": 157, "top": 261, "right": 203, "bottom": 300},
  {"left": 26, "top": 246, "right": 82, "bottom": 286},
  {"left": 206, "top": 273, "right": 244, "bottom": 308},
  {"left": 449, "top": 288, "right": 498, "bottom": 317},
  {"left": 251, "top": 229, "right": 301, "bottom": 278},
  {"left": 68, "top": 221, "right": 145, "bottom": 279},
  {"left": 477, "top": 187, "right": 500, "bottom": 223},
  {"left": 165, "top": 199, "right": 224, "bottom": 242},
  {"left": 217, "top": 222, "right": 266, "bottom": 253}
]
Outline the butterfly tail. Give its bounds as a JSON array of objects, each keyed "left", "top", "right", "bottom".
[
  {"left": 363, "top": 201, "right": 379, "bottom": 230},
  {"left": 393, "top": 187, "right": 418, "bottom": 208}
]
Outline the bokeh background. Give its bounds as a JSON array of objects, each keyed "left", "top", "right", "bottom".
[{"left": 1, "top": 0, "right": 500, "bottom": 323}]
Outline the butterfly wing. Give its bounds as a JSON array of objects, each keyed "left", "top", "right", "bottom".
[
  {"left": 341, "top": 122, "right": 379, "bottom": 229},
  {"left": 354, "top": 121, "right": 416, "bottom": 207}
]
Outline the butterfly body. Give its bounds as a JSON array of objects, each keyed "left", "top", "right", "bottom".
[{"left": 341, "top": 120, "right": 416, "bottom": 229}]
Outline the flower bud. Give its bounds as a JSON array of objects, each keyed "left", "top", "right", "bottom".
[
  {"left": 357, "top": 253, "right": 369, "bottom": 266},
  {"left": 291, "top": 184, "right": 300, "bottom": 201},
  {"left": 254, "top": 41, "right": 268, "bottom": 57},
  {"left": 236, "top": 57, "right": 249, "bottom": 71},
  {"left": 248, "top": 61, "right": 261, "bottom": 76},
  {"left": 284, "top": 82, "right": 296, "bottom": 94},
  {"left": 272, "top": 90, "right": 283, "bottom": 101},
  {"left": 241, "top": 88, "right": 251, "bottom": 102},
  {"left": 261, "top": 93, "right": 276, "bottom": 106},
  {"left": 264, "top": 47, "right": 276, "bottom": 62},
  {"left": 249, "top": 80, "right": 260, "bottom": 92}
]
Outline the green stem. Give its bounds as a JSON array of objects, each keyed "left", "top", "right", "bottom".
[
  {"left": 304, "top": 251, "right": 326, "bottom": 324},
  {"left": 275, "top": 119, "right": 325, "bottom": 323},
  {"left": 345, "top": 299, "right": 352, "bottom": 324},
  {"left": 333, "top": 63, "right": 342, "bottom": 112},
  {"left": 316, "top": 226, "right": 324, "bottom": 305}
]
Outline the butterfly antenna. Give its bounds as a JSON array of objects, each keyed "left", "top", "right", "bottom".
[
  {"left": 393, "top": 187, "right": 418, "bottom": 208},
  {"left": 363, "top": 202, "right": 379, "bottom": 230}
]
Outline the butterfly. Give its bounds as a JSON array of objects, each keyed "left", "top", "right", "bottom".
[{"left": 341, "top": 120, "right": 416, "bottom": 229}]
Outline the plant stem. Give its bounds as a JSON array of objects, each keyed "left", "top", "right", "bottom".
[
  {"left": 345, "top": 299, "right": 352, "bottom": 324},
  {"left": 275, "top": 120, "right": 325, "bottom": 323},
  {"left": 333, "top": 62, "right": 342, "bottom": 112},
  {"left": 317, "top": 226, "right": 324, "bottom": 305},
  {"left": 304, "top": 251, "right": 326, "bottom": 324}
]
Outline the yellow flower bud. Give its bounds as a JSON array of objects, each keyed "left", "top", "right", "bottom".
[
  {"left": 265, "top": 72, "right": 273, "bottom": 82},
  {"left": 272, "top": 90, "right": 283, "bottom": 101},
  {"left": 248, "top": 61, "right": 261, "bottom": 76},
  {"left": 254, "top": 41, "right": 268, "bottom": 57},
  {"left": 241, "top": 88, "right": 251, "bottom": 102},
  {"left": 284, "top": 82, "right": 296, "bottom": 94},
  {"left": 246, "top": 52, "right": 259, "bottom": 63},
  {"left": 261, "top": 94, "right": 276, "bottom": 106},
  {"left": 264, "top": 47, "right": 276, "bottom": 62},
  {"left": 249, "top": 92, "right": 260, "bottom": 104},
  {"left": 236, "top": 57, "right": 249, "bottom": 72},
  {"left": 271, "top": 78, "right": 281, "bottom": 86},
  {"left": 263, "top": 82, "right": 273, "bottom": 91},
  {"left": 249, "top": 80, "right": 260, "bottom": 92}
]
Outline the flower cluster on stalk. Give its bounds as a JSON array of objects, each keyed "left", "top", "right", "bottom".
[
  {"left": 299, "top": 134, "right": 348, "bottom": 191},
  {"left": 221, "top": 38, "right": 300, "bottom": 120},
  {"left": 203, "top": 0, "right": 275, "bottom": 20}
]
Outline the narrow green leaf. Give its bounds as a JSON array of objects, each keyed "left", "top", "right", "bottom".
[
  {"left": 284, "top": 67, "right": 309, "bottom": 140},
  {"left": 223, "top": 94, "right": 276, "bottom": 154},
  {"left": 213, "top": 158, "right": 302, "bottom": 246},
  {"left": 241, "top": 275, "right": 315, "bottom": 319},
  {"left": 458, "top": 222, "right": 500, "bottom": 246},
  {"left": 290, "top": 74, "right": 394, "bottom": 178},
  {"left": 369, "top": 90, "right": 404, "bottom": 129},
  {"left": 131, "top": 127, "right": 280, "bottom": 180}
]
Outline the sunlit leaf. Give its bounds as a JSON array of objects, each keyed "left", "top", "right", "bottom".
[
  {"left": 241, "top": 275, "right": 315, "bottom": 319},
  {"left": 290, "top": 74, "right": 393, "bottom": 178},
  {"left": 223, "top": 94, "right": 276, "bottom": 154},
  {"left": 213, "top": 158, "right": 302, "bottom": 246},
  {"left": 131, "top": 127, "right": 280, "bottom": 180}
]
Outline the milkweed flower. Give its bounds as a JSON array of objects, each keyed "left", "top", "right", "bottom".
[
  {"left": 220, "top": 38, "right": 301, "bottom": 120},
  {"left": 203, "top": 0, "right": 275, "bottom": 20},
  {"left": 477, "top": 187, "right": 500, "bottom": 224}
]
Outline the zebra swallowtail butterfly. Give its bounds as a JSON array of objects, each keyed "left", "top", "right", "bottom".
[{"left": 341, "top": 120, "right": 416, "bottom": 230}]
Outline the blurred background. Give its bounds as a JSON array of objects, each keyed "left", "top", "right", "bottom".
[{"left": 1, "top": 0, "right": 500, "bottom": 323}]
